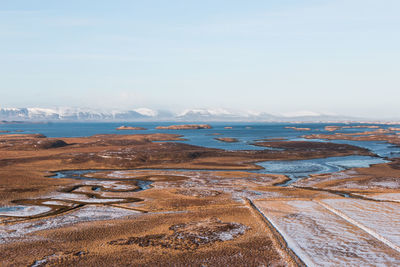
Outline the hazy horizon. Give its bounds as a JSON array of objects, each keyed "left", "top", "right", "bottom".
[
  {"left": 2, "top": 106, "right": 400, "bottom": 121},
  {"left": 1, "top": 1, "right": 399, "bottom": 118}
]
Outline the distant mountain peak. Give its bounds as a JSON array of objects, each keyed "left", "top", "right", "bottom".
[
  {"left": 134, "top": 108, "right": 158, "bottom": 117},
  {"left": 281, "top": 111, "right": 338, "bottom": 118},
  {"left": 177, "top": 108, "right": 233, "bottom": 117},
  {"left": 0, "top": 106, "right": 359, "bottom": 122}
]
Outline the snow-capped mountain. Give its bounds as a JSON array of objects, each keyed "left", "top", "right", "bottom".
[
  {"left": 0, "top": 107, "right": 154, "bottom": 121},
  {"left": 177, "top": 108, "right": 241, "bottom": 120},
  {"left": 176, "top": 108, "right": 279, "bottom": 121},
  {"left": 281, "top": 111, "right": 324, "bottom": 117},
  {"left": 133, "top": 108, "right": 158, "bottom": 117},
  {"left": 0, "top": 107, "right": 358, "bottom": 122}
]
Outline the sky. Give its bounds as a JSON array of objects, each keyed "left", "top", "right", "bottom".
[{"left": 0, "top": 0, "right": 399, "bottom": 118}]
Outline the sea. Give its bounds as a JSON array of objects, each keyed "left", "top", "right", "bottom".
[{"left": 1, "top": 122, "right": 399, "bottom": 184}]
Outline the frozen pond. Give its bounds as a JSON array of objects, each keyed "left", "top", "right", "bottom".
[
  {"left": 255, "top": 155, "right": 389, "bottom": 185},
  {"left": 0, "top": 205, "right": 51, "bottom": 217}
]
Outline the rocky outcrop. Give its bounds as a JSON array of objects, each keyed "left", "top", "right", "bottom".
[
  {"left": 214, "top": 137, "right": 239, "bottom": 143},
  {"left": 34, "top": 139, "right": 68, "bottom": 149},
  {"left": 156, "top": 124, "right": 212, "bottom": 130},
  {"left": 284, "top": 126, "right": 311, "bottom": 131},
  {"left": 116, "top": 126, "right": 147, "bottom": 130}
]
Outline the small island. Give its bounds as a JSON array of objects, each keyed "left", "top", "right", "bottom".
[
  {"left": 156, "top": 124, "right": 212, "bottom": 130},
  {"left": 256, "top": 137, "right": 286, "bottom": 141},
  {"left": 116, "top": 126, "right": 147, "bottom": 130},
  {"left": 324, "top": 126, "right": 341, "bottom": 131},
  {"left": 325, "top": 125, "right": 381, "bottom": 131},
  {"left": 388, "top": 127, "right": 400, "bottom": 131},
  {"left": 284, "top": 126, "right": 311, "bottom": 131},
  {"left": 214, "top": 137, "right": 239, "bottom": 143}
]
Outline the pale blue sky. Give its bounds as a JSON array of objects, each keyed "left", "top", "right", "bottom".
[{"left": 0, "top": 0, "right": 399, "bottom": 117}]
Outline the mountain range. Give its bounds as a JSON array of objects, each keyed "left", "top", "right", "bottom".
[{"left": 0, "top": 107, "right": 360, "bottom": 122}]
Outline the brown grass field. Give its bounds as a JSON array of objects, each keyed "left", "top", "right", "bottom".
[{"left": 1, "top": 132, "right": 400, "bottom": 266}]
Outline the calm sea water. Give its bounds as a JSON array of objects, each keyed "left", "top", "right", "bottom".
[{"left": 1, "top": 122, "right": 399, "bottom": 184}]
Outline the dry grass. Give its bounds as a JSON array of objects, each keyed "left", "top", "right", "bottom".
[{"left": 1, "top": 132, "right": 396, "bottom": 266}]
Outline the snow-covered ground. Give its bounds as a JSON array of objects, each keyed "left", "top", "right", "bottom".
[
  {"left": 254, "top": 199, "right": 400, "bottom": 266},
  {"left": 355, "top": 192, "right": 400, "bottom": 202},
  {"left": 0, "top": 205, "right": 51, "bottom": 217},
  {"left": 320, "top": 198, "right": 400, "bottom": 250},
  {"left": 47, "top": 192, "right": 125, "bottom": 204},
  {"left": 81, "top": 180, "right": 136, "bottom": 191},
  {"left": 0, "top": 205, "right": 140, "bottom": 244}
]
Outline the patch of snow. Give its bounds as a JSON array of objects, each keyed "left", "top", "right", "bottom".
[
  {"left": 0, "top": 205, "right": 51, "bottom": 217},
  {"left": 217, "top": 224, "right": 247, "bottom": 241},
  {"left": 134, "top": 108, "right": 157, "bottom": 117},
  {"left": 82, "top": 180, "right": 134, "bottom": 190},
  {"left": 0, "top": 205, "right": 140, "bottom": 244},
  {"left": 47, "top": 193, "right": 124, "bottom": 203},
  {"left": 27, "top": 108, "right": 57, "bottom": 115},
  {"left": 31, "top": 258, "right": 48, "bottom": 267},
  {"left": 41, "top": 200, "right": 74, "bottom": 206},
  {"left": 356, "top": 193, "right": 400, "bottom": 202},
  {"left": 177, "top": 108, "right": 233, "bottom": 117},
  {"left": 105, "top": 171, "right": 130, "bottom": 178},
  {"left": 254, "top": 200, "right": 400, "bottom": 266},
  {"left": 320, "top": 198, "right": 400, "bottom": 251}
]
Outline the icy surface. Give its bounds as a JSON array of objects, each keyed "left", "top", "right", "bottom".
[
  {"left": 41, "top": 200, "right": 75, "bottom": 206},
  {"left": 0, "top": 205, "right": 139, "bottom": 244},
  {"left": 48, "top": 193, "right": 124, "bottom": 203},
  {"left": 293, "top": 170, "right": 356, "bottom": 187},
  {"left": 357, "top": 192, "right": 400, "bottom": 202},
  {"left": 80, "top": 180, "right": 134, "bottom": 190},
  {"left": 255, "top": 200, "right": 400, "bottom": 266},
  {"left": 0, "top": 205, "right": 51, "bottom": 217},
  {"left": 331, "top": 179, "right": 400, "bottom": 190},
  {"left": 321, "top": 199, "right": 400, "bottom": 249},
  {"left": 255, "top": 156, "right": 388, "bottom": 185}
]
